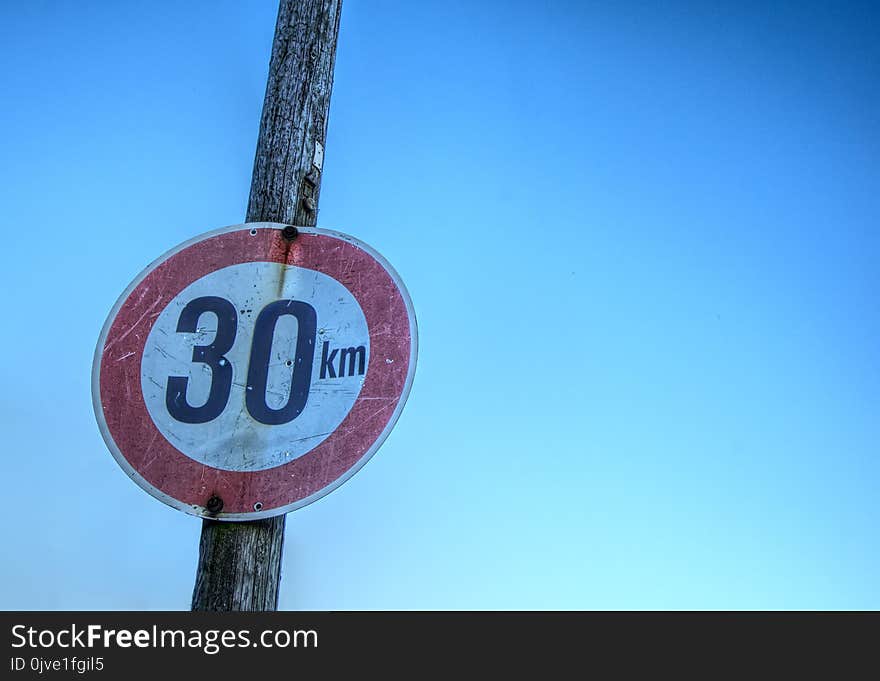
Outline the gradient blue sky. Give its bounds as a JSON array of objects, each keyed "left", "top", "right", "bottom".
[{"left": 1, "top": 0, "right": 878, "bottom": 609}]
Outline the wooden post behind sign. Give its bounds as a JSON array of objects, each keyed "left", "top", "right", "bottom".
[{"left": 191, "top": 0, "right": 343, "bottom": 612}]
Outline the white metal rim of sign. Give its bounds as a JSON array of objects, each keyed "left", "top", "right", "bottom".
[{"left": 91, "top": 223, "right": 418, "bottom": 520}]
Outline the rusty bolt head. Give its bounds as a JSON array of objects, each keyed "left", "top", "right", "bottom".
[
  {"left": 206, "top": 495, "right": 224, "bottom": 514},
  {"left": 301, "top": 196, "right": 316, "bottom": 212},
  {"left": 281, "top": 225, "right": 299, "bottom": 241}
]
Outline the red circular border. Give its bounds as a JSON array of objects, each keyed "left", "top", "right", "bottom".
[{"left": 99, "top": 227, "right": 412, "bottom": 514}]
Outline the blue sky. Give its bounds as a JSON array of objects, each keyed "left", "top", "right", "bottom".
[{"left": 1, "top": 0, "right": 878, "bottom": 609}]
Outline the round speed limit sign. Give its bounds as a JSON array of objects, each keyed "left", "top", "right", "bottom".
[{"left": 92, "top": 224, "right": 417, "bottom": 519}]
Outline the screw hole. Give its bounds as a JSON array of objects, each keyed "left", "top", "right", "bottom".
[
  {"left": 286, "top": 360, "right": 292, "bottom": 367},
  {"left": 253, "top": 502, "right": 263, "bottom": 512},
  {"left": 249, "top": 228, "right": 257, "bottom": 236}
]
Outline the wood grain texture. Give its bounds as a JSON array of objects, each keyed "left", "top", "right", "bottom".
[
  {"left": 246, "top": 0, "right": 342, "bottom": 227},
  {"left": 191, "top": 518, "right": 286, "bottom": 612},
  {"left": 191, "top": 0, "right": 342, "bottom": 612}
]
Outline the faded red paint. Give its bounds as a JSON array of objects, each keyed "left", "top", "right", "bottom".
[{"left": 99, "top": 227, "right": 413, "bottom": 515}]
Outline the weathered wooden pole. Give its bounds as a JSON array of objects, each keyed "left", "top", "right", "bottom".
[{"left": 191, "top": 0, "right": 343, "bottom": 612}]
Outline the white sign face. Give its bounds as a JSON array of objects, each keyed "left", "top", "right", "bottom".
[{"left": 140, "top": 261, "right": 369, "bottom": 472}]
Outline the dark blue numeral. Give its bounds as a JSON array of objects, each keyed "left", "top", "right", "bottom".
[
  {"left": 245, "top": 300, "right": 317, "bottom": 425},
  {"left": 166, "top": 296, "right": 237, "bottom": 424}
]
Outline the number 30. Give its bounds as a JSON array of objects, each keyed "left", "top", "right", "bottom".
[{"left": 164, "top": 296, "right": 317, "bottom": 426}]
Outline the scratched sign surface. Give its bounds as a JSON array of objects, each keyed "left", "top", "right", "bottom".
[{"left": 92, "top": 224, "right": 417, "bottom": 519}]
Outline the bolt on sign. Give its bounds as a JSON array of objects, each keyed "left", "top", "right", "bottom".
[{"left": 92, "top": 224, "right": 417, "bottom": 519}]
